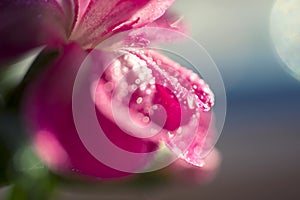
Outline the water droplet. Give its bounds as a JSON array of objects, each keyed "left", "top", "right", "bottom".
[
  {"left": 176, "top": 127, "right": 182, "bottom": 134},
  {"left": 136, "top": 97, "right": 143, "bottom": 104},
  {"left": 145, "top": 89, "right": 152, "bottom": 95},
  {"left": 143, "top": 116, "right": 150, "bottom": 123},
  {"left": 168, "top": 131, "right": 175, "bottom": 139},
  {"left": 152, "top": 105, "right": 158, "bottom": 110},
  {"left": 149, "top": 78, "right": 155, "bottom": 85},
  {"left": 129, "top": 84, "right": 137, "bottom": 92},
  {"left": 135, "top": 79, "right": 141, "bottom": 84},
  {"left": 187, "top": 94, "right": 195, "bottom": 109},
  {"left": 189, "top": 73, "right": 197, "bottom": 81},
  {"left": 140, "top": 83, "right": 147, "bottom": 91},
  {"left": 122, "top": 67, "right": 128, "bottom": 73}
]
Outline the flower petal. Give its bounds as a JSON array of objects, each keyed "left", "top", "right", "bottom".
[
  {"left": 146, "top": 10, "right": 188, "bottom": 33},
  {"left": 24, "top": 43, "right": 154, "bottom": 178},
  {"left": 56, "top": 0, "right": 76, "bottom": 32},
  {"left": 0, "top": 0, "right": 69, "bottom": 65},
  {"left": 94, "top": 48, "right": 215, "bottom": 166},
  {"left": 69, "top": 0, "right": 175, "bottom": 48}
]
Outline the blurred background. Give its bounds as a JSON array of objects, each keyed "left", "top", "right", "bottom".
[
  {"left": 169, "top": 0, "right": 300, "bottom": 199},
  {"left": 1, "top": 0, "right": 300, "bottom": 199}
]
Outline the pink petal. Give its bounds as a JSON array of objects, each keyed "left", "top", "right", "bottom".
[
  {"left": 56, "top": 0, "right": 76, "bottom": 32},
  {"left": 146, "top": 10, "right": 188, "bottom": 33},
  {"left": 24, "top": 43, "right": 154, "bottom": 178},
  {"left": 94, "top": 49, "right": 215, "bottom": 166},
  {"left": 178, "top": 111, "right": 216, "bottom": 167},
  {"left": 69, "top": 0, "right": 175, "bottom": 48},
  {"left": 116, "top": 12, "right": 188, "bottom": 48},
  {"left": 0, "top": 0, "right": 69, "bottom": 65}
]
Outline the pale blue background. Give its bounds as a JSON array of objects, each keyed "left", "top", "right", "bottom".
[{"left": 170, "top": 1, "right": 300, "bottom": 199}]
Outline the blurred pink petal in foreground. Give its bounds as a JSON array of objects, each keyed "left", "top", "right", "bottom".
[{"left": 26, "top": 43, "right": 156, "bottom": 178}]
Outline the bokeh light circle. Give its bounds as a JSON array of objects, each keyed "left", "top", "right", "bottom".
[{"left": 270, "top": 0, "right": 300, "bottom": 80}]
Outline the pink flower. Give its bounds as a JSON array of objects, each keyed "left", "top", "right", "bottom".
[
  {"left": 0, "top": 0, "right": 179, "bottom": 63},
  {"left": 2, "top": 0, "right": 217, "bottom": 179}
]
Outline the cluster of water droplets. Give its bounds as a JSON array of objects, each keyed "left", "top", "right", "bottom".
[{"left": 100, "top": 47, "right": 215, "bottom": 167}]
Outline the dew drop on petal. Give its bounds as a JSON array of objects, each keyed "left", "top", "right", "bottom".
[
  {"left": 136, "top": 97, "right": 143, "bottom": 104},
  {"left": 143, "top": 116, "right": 150, "bottom": 123}
]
